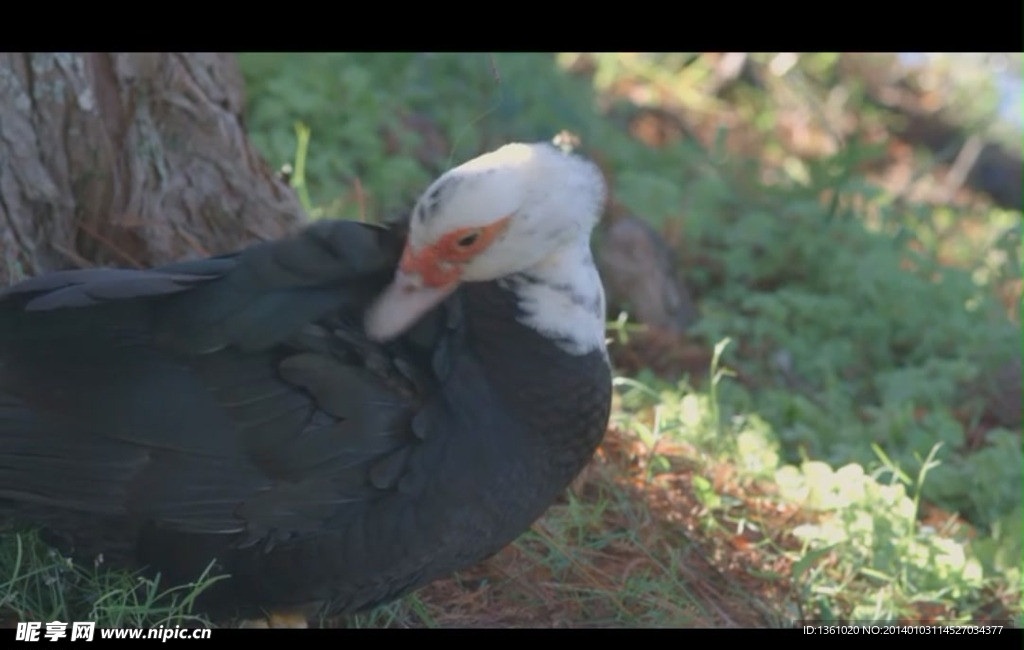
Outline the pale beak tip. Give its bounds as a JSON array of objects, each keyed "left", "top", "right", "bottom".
[{"left": 364, "top": 271, "right": 457, "bottom": 342}]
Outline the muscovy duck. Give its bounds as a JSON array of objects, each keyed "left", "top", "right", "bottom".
[{"left": 0, "top": 142, "right": 612, "bottom": 625}]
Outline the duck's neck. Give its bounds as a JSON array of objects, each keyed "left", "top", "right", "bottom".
[
  {"left": 459, "top": 290, "right": 610, "bottom": 489},
  {"left": 456, "top": 243, "right": 610, "bottom": 481},
  {"left": 498, "top": 241, "right": 608, "bottom": 358}
]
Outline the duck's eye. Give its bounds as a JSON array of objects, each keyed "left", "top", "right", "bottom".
[{"left": 456, "top": 231, "right": 481, "bottom": 248}]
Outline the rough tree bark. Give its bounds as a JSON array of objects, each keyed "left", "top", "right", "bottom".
[{"left": 0, "top": 53, "right": 304, "bottom": 285}]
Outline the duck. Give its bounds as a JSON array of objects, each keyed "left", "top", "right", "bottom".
[{"left": 0, "top": 141, "right": 612, "bottom": 625}]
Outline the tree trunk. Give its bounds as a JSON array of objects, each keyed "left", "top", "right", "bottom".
[{"left": 0, "top": 53, "right": 303, "bottom": 285}]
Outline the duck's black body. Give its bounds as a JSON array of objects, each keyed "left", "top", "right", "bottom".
[{"left": 0, "top": 220, "right": 611, "bottom": 617}]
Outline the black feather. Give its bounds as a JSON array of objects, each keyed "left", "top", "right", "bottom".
[{"left": 0, "top": 219, "right": 610, "bottom": 618}]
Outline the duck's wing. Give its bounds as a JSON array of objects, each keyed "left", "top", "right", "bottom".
[{"left": 0, "top": 220, "right": 452, "bottom": 555}]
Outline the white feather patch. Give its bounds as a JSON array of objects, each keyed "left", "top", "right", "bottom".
[{"left": 502, "top": 242, "right": 607, "bottom": 358}]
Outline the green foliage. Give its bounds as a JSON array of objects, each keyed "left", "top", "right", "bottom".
[
  {"left": 777, "top": 459, "right": 988, "bottom": 621},
  {"left": 684, "top": 161, "right": 1020, "bottom": 530},
  {"left": 614, "top": 366, "right": 781, "bottom": 481},
  {"left": 241, "top": 53, "right": 430, "bottom": 219},
  {"left": 616, "top": 356, "right": 1009, "bottom": 622},
  {"left": 239, "top": 53, "right": 621, "bottom": 221}
]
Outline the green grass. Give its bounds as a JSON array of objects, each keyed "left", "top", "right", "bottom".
[
  {"left": 1, "top": 52, "right": 1019, "bottom": 628},
  {"left": 612, "top": 349, "right": 1016, "bottom": 624},
  {"left": 0, "top": 532, "right": 219, "bottom": 628}
]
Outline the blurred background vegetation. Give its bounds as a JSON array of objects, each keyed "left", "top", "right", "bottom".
[
  {"left": 235, "top": 52, "right": 1021, "bottom": 627},
  {"left": 3, "top": 52, "right": 1018, "bottom": 628}
]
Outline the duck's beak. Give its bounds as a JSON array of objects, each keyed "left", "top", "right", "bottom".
[{"left": 364, "top": 245, "right": 460, "bottom": 342}]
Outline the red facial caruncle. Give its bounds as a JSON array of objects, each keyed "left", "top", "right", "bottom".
[{"left": 399, "top": 215, "right": 512, "bottom": 287}]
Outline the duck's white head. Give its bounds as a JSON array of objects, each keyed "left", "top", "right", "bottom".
[{"left": 365, "top": 141, "right": 608, "bottom": 354}]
